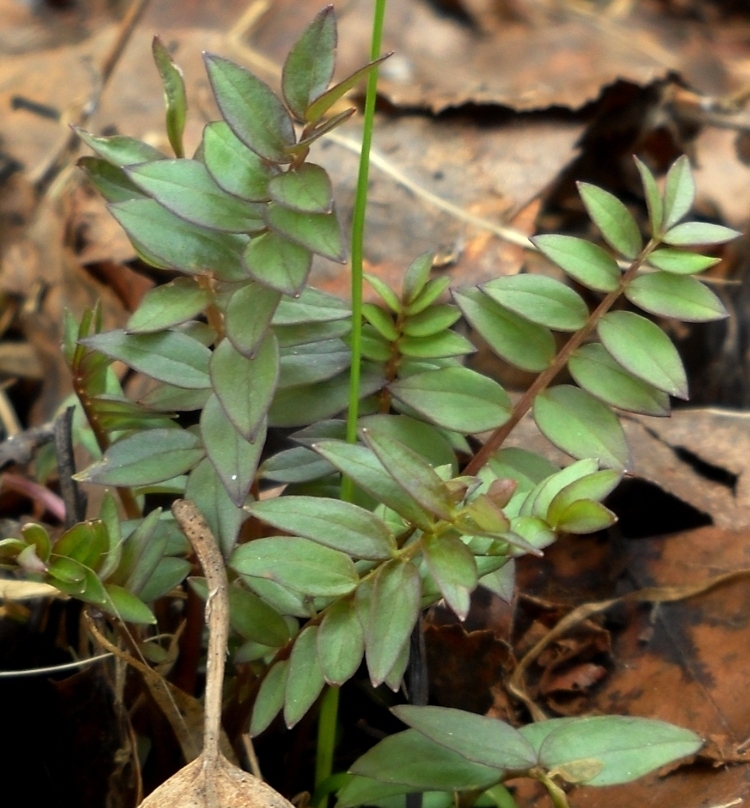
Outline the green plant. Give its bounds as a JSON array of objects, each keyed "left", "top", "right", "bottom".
[{"left": 0, "top": 5, "right": 739, "bottom": 807}]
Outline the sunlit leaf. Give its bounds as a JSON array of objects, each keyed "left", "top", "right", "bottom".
[
  {"left": 532, "top": 235, "right": 620, "bottom": 293},
  {"left": 568, "top": 343, "right": 670, "bottom": 416},
  {"left": 281, "top": 5, "right": 337, "bottom": 119},
  {"left": 662, "top": 155, "right": 695, "bottom": 231},
  {"left": 362, "top": 302, "right": 398, "bottom": 341},
  {"left": 402, "top": 304, "right": 461, "bottom": 337},
  {"left": 365, "top": 273, "right": 402, "bottom": 313},
  {"left": 210, "top": 331, "right": 278, "bottom": 440},
  {"left": 522, "top": 715, "right": 702, "bottom": 787},
  {"left": 633, "top": 156, "right": 663, "bottom": 236},
  {"left": 248, "top": 496, "right": 396, "bottom": 560},
  {"left": 366, "top": 560, "right": 421, "bottom": 686},
  {"left": 453, "top": 288, "right": 555, "bottom": 371},
  {"left": 533, "top": 385, "right": 631, "bottom": 471},
  {"left": 403, "top": 253, "right": 436, "bottom": 306},
  {"left": 646, "top": 248, "right": 720, "bottom": 275},
  {"left": 203, "top": 120, "right": 274, "bottom": 202},
  {"left": 318, "top": 597, "right": 364, "bottom": 685},
  {"left": 598, "top": 311, "right": 688, "bottom": 398},
  {"left": 399, "top": 331, "right": 475, "bottom": 359},
  {"left": 205, "top": 53, "right": 296, "bottom": 163},
  {"left": 482, "top": 275, "right": 588, "bottom": 332},
  {"left": 555, "top": 499, "right": 617, "bottom": 534},
  {"left": 662, "top": 221, "right": 740, "bottom": 246},
  {"left": 578, "top": 182, "right": 642, "bottom": 259},
  {"left": 75, "top": 429, "right": 203, "bottom": 486},
  {"left": 231, "top": 536, "right": 358, "bottom": 597},
  {"left": 626, "top": 271, "right": 727, "bottom": 322},
  {"left": 392, "top": 705, "right": 537, "bottom": 771},
  {"left": 389, "top": 367, "right": 511, "bottom": 434}
]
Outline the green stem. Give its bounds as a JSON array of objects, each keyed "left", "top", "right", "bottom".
[
  {"left": 314, "top": 685, "right": 340, "bottom": 798},
  {"left": 321, "top": 2, "right": 388, "bottom": 797},
  {"left": 341, "top": 0, "right": 388, "bottom": 502}
]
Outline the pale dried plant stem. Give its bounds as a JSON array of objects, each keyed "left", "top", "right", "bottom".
[{"left": 171, "top": 499, "right": 229, "bottom": 765}]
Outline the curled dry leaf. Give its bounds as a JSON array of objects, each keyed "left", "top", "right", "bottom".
[{"left": 140, "top": 499, "right": 295, "bottom": 808}]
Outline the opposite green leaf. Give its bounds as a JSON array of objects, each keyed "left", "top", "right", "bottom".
[
  {"left": 273, "top": 286, "right": 350, "bottom": 325},
  {"left": 225, "top": 281, "right": 282, "bottom": 358},
  {"left": 126, "top": 159, "right": 265, "bottom": 233},
  {"left": 305, "top": 54, "right": 390, "bottom": 124},
  {"left": 527, "top": 715, "right": 702, "bottom": 787},
  {"left": 633, "top": 156, "right": 663, "bottom": 236},
  {"left": 532, "top": 234, "right": 620, "bottom": 293},
  {"left": 104, "top": 584, "right": 156, "bottom": 624},
  {"left": 251, "top": 660, "right": 288, "bottom": 736},
  {"left": 284, "top": 625, "right": 326, "bottom": 727},
  {"left": 482, "top": 275, "right": 588, "bottom": 332},
  {"left": 268, "top": 163, "right": 333, "bottom": 214},
  {"left": 318, "top": 597, "right": 365, "bottom": 685},
  {"left": 279, "top": 339, "right": 351, "bottom": 389},
  {"left": 76, "top": 128, "right": 166, "bottom": 166},
  {"left": 626, "top": 271, "right": 727, "bottom": 322},
  {"left": 350, "top": 729, "right": 503, "bottom": 791},
  {"left": 201, "top": 394, "right": 266, "bottom": 505},
  {"left": 389, "top": 367, "right": 511, "bottom": 434},
  {"left": 647, "top": 248, "right": 720, "bottom": 275},
  {"left": 533, "top": 385, "right": 631, "bottom": 471},
  {"left": 662, "top": 155, "right": 695, "bottom": 232},
  {"left": 231, "top": 536, "right": 358, "bottom": 598},
  {"left": 81, "top": 329, "right": 211, "bottom": 389},
  {"left": 75, "top": 429, "right": 204, "bottom": 486},
  {"left": 453, "top": 287, "right": 555, "bottom": 372},
  {"left": 126, "top": 277, "right": 211, "bottom": 334},
  {"left": 243, "top": 232, "right": 312, "bottom": 297},
  {"left": 662, "top": 221, "right": 740, "bottom": 246},
  {"left": 204, "top": 53, "right": 296, "bottom": 163},
  {"left": 402, "top": 304, "right": 461, "bottom": 337},
  {"left": 152, "top": 36, "right": 188, "bottom": 158},
  {"left": 265, "top": 202, "right": 346, "bottom": 263},
  {"left": 248, "top": 496, "right": 396, "bottom": 560},
  {"left": 281, "top": 5, "right": 337, "bottom": 120},
  {"left": 186, "top": 458, "right": 245, "bottom": 556},
  {"left": 392, "top": 705, "right": 537, "bottom": 771},
  {"left": 568, "top": 343, "right": 670, "bottom": 416},
  {"left": 598, "top": 310, "right": 688, "bottom": 398},
  {"left": 79, "top": 157, "right": 147, "bottom": 204},
  {"left": 210, "top": 332, "right": 279, "bottom": 440},
  {"left": 361, "top": 428, "right": 453, "bottom": 521},
  {"left": 203, "top": 120, "right": 275, "bottom": 202},
  {"left": 577, "top": 182, "right": 643, "bottom": 259},
  {"left": 366, "top": 560, "right": 421, "bottom": 686},
  {"left": 422, "top": 534, "right": 477, "bottom": 620},
  {"left": 109, "top": 199, "right": 248, "bottom": 281},
  {"left": 312, "top": 440, "right": 433, "bottom": 532},
  {"left": 403, "top": 253, "right": 436, "bottom": 306}
]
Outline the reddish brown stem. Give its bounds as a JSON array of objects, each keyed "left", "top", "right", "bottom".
[{"left": 464, "top": 244, "right": 655, "bottom": 477}]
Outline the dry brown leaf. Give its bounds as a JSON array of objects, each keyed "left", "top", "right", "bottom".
[{"left": 139, "top": 499, "right": 294, "bottom": 808}]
